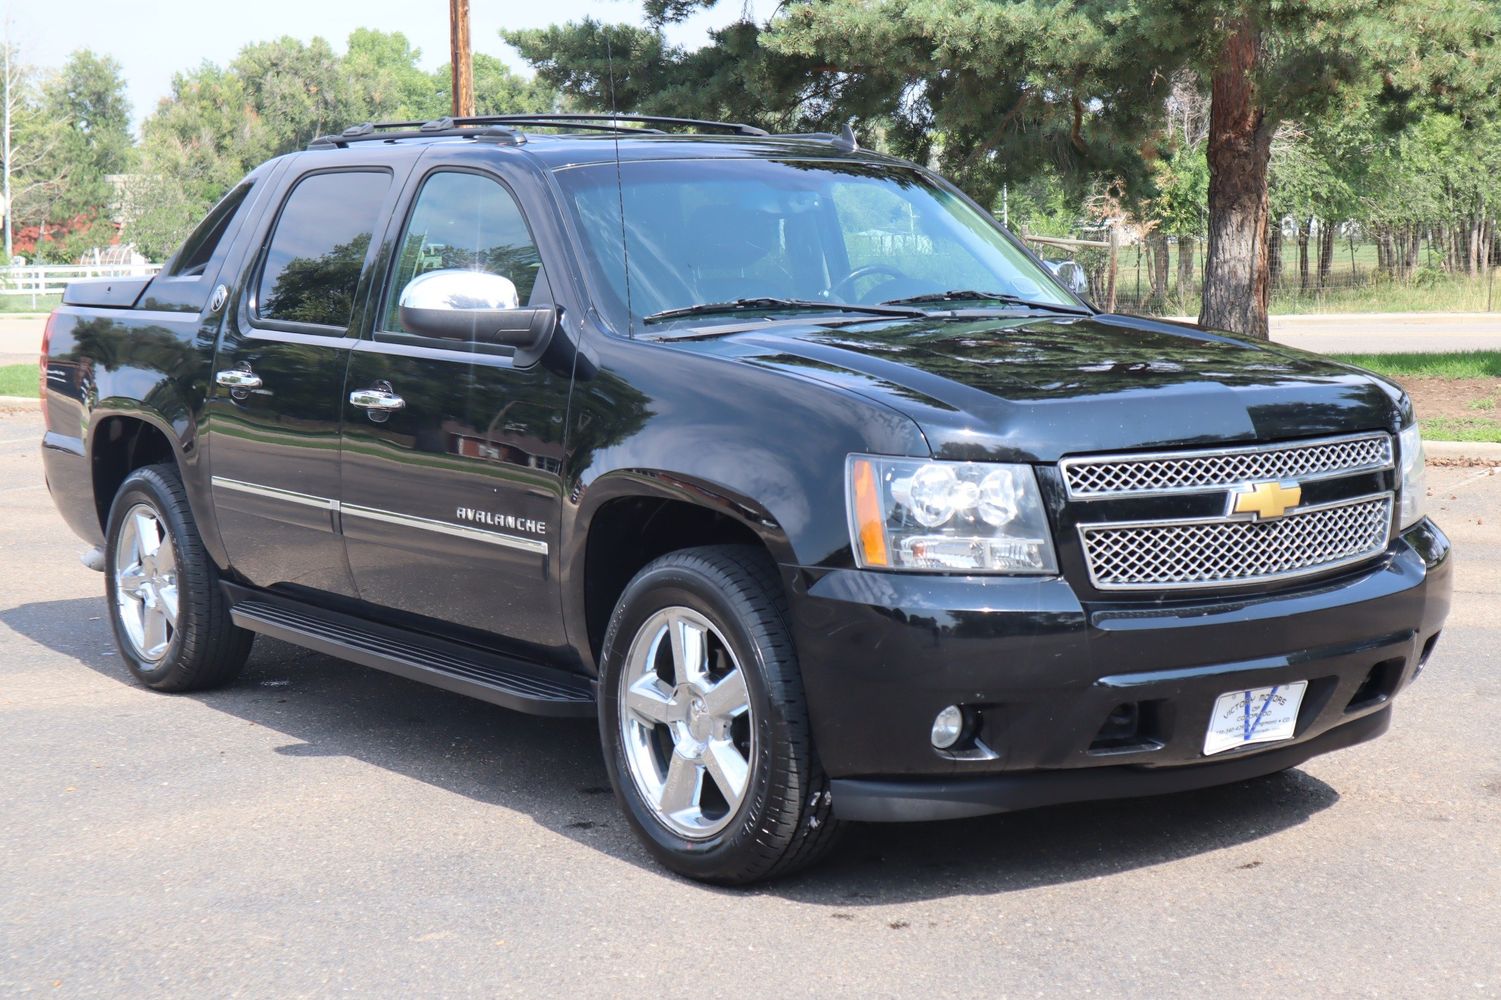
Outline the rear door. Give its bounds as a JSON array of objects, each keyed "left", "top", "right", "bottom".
[
  {"left": 337, "top": 164, "right": 570, "bottom": 652},
  {"left": 207, "top": 165, "right": 402, "bottom": 595}
]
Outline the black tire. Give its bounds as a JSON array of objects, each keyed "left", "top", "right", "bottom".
[
  {"left": 598, "top": 544, "right": 842, "bottom": 884},
  {"left": 103, "top": 464, "right": 252, "bottom": 692}
]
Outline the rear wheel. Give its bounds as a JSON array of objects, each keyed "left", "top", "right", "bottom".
[
  {"left": 104, "top": 464, "right": 252, "bottom": 691},
  {"left": 599, "top": 545, "right": 841, "bottom": 884}
]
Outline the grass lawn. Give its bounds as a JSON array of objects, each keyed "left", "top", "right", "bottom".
[
  {"left": 1328, "top": 351, "right": 1501, "bottom": 380},
  {"left": 1332, "top": 351, "right": 1501, "bottom": 443},
  {"left": 1421, "top": 417, "right": 1501, "bottom": 443},
  {"left": 0, "top": 363, "right": 36, "bottom": 397},
  {"left": 0, "top": 295, "right": 60, "bottom": 314},
  {"left": 1268, "top": 279, "right": 1500, "bottom": 315}
]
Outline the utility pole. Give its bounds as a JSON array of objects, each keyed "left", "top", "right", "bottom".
[
  {"left": 449, "top": 0, "right": 474, "bottom": 118},
  {"left": 2, "top": 25, "right": 13, "bottom": 261}
]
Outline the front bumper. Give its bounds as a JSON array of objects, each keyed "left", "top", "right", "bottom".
[{"left": 788, "top": 519, "right": 1452, "bottom": 822}]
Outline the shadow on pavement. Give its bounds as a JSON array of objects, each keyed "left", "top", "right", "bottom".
[{"left": 4, "top": 596, "right": 1340, "bottom": 904}]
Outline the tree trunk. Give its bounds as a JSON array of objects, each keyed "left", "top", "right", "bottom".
[
  {"left": 1150, "top": 233, "right": 1171, "bottom": 310},
  {"left": 1177, "top": 234, "right": 1196, "bottom": 298},
  {"left": 1317, "top": 221, "right": 1336, "bottom": 288},
  {"left": 1267, "top": 225, "right": 1282, "bottom": 290},
  {"left": 1297, "top": 219, "right": 1311, "bottom": 291},
  {"left": 1199, "top": 18, "right": 1274, "bottom": 337}
]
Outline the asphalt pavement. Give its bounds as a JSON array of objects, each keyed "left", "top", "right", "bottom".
[
  {"left": 4, "top": 312, "right": 1501, "bottom": 371},
  {"left": 2, "top": 411, "right": 1499, "bottom": 998},
  {"left": 1265, "top": 312, "right": 1501, "bottom": 354}
]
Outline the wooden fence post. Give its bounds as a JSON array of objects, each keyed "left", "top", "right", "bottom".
[{"left": 1105, "top": 225, "right": 1120, "bottom": 313}]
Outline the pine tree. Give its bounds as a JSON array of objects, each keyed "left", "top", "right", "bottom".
[{"left": 509, "top": 0, "right": 1501, "bottom": 337}]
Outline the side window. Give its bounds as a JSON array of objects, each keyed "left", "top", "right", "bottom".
[
  {"left": 383, "top": 171, "right": 545, "bottom": 334},
  {"left": 256, "top": 171, "right": 391, "bottom": 329},
  {"left": 167, "top": 180, "right": 254, "bottom": 278}
]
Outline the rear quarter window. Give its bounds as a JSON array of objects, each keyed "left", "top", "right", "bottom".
[{"left": 167, "top": 180, "right": 255, "bottom": 278}]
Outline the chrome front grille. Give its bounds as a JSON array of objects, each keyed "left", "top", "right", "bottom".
[
  {"left": 1061, "top": 432, "right": 1393, "bottom": 499},
  {"left": 1078, "top": 494, "right": 1393, "bottom": 591}
]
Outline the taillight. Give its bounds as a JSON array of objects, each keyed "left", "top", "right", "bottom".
[{"left": 39, "top": 310, "right": 57, "bottom": 422}]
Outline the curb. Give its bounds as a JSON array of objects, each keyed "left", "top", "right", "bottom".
[
  {"left": 0, "top": 395, "right": 39, "bottom": 411},
  {"left": 1426, "top": 440, "right": 1501, "bottom": 463}
]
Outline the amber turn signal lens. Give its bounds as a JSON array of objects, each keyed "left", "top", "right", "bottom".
[{"left": 851, "top": 458, "right": 889, "bottom": 567}]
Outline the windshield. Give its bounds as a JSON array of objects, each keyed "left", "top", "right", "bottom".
[{"left": 553, "top": 157, "right": 1078, "bottom": 331}]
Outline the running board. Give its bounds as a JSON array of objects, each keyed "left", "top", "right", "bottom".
[{"left": 226, "top": 591, "right": 595, "bottom": 717}]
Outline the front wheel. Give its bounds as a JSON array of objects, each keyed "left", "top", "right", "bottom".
[{"left": 598, "top": 545, "right": 841, "bottom": 884}]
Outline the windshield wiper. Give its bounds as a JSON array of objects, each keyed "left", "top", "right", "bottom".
[
  {"left": 881, "top": 290, "right": 1090, "bottom": 315},
  {"left": 643, "top": 297, "right": 926, "bottom": 324}
]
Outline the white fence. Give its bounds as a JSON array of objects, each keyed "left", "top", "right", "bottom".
[{"left": 1, "top": 263, "right": 162, "bottom": 307}]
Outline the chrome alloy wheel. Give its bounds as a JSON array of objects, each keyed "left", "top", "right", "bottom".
[
  {"left": 113, "top": 502, "right": 180, "bottom": 662},
  {"left": 619, "top": 607, "right": 755, "bottom": 839}
]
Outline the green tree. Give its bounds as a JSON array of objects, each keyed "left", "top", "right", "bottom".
[
  {"left": 3, "top": 47, "right": 67, "bottom": 254},
  {"left": 1361, "top": 109, "right": 1501, "bottom": 279},
  {"left": 440, "top": 52, "right": 560, "bottom": 115},
  {"left": 124, "top": 30, "right": 564, "bottom": 261},
  {"left": 505, "top": 19, "right": 864, "bottom": 135},
  {"left": 4, "top": 47, "right": 131, "bottom": 259},
  {"left": 1146, "top": 140, "right": 1209, "bottom": 308},
  {"left": 343, "top": 29, "right": 440, "bottom": 122},
  {"left": 1004, "top": 173, "right": 1085, "bottom": 238},
  {"left": 126, "top": 64, "right": 272, "bottom": 260},
  {"left": 38, "top": 50, "right": 132, "bottom": 219},
  {"left": 231, "top": 36, "right": 354, "bottom": 152},
  {"left": 510, "top": 0, "right": 1501, "bottom": 338}
]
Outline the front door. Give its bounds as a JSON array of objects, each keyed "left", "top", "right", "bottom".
[
  {"left": 208, "top": 167, "right": 397, "bottom": 595},
  {"left": 338, "top": 167, "right": 570, "bottom": 652}
]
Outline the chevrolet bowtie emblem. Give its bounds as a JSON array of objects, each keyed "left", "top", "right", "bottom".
[{"left": 1230, "top": 480, "right": 1303, "bottom": 520}]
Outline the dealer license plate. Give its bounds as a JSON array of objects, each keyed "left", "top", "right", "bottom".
[{"left": 1203, "top": 681, "right": 1309, "bottom": 756}]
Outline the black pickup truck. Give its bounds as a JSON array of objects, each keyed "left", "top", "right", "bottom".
[{"left": 40, "top": 114, "right": 1451, "bottom": 884}]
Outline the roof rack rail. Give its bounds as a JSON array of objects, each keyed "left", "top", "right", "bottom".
[
  {"left": 768, "top": 125, "right": 859, "bottom": 152},
  {"left": 307, "top": 113, "right": 768, "bottom": 150},
  {"left": 488, "top": 113, "right": 768, "bottom": 137}
]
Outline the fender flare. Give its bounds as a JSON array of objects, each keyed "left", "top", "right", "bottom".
[
  {"left": 86, "top": 393, "right": 229, "bottom": 569},
  {"left": 561, "top": 468, "right": 799, "bottom": 670}
]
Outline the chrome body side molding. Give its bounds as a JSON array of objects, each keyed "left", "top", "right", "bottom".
[{"left": 209, "top": 476, "right": 548, "bottom": 555}]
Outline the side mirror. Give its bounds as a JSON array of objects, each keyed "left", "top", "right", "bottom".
[{"left": 398, "top": 269, "right": 557, "bottom": 365}]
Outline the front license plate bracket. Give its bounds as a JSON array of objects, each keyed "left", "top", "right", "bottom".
[{"left": 1203, "top": 680, "right": 1309, "bottom": 756}]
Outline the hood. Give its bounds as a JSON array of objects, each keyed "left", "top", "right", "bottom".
[{"left": 665, "top": 312, "right": 1405, "bottom": 462}]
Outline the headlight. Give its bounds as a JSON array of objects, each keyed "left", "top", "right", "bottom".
[
  {"left": 846, "top": 456, "right": 1058, "bottom": 573},
  {"left": 1398, "top": 423, "right": 1427, "bottom": 529}
]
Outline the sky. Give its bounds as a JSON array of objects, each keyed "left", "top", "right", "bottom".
[{"left": 7, "top": 0, "right": 767, "bottom": 130}]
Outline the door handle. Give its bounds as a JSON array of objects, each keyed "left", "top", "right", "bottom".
[
  {"left": 349, "top": 386, "right": 406, "bottom": 412},
  {"left": 215, "top": 368, "right": 263, "bottom": 389}
]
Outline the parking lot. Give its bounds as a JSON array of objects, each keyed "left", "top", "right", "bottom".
[{"left": 1, "top": 406, "right": 1498, "bottom": 998}]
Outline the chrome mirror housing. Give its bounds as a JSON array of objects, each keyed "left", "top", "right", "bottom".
[
  {"left": 399, "top": 269, "right": 520, "bottom": 313},
  {"left": 397, "top": 269, "right": 557, "bottom": 365}
]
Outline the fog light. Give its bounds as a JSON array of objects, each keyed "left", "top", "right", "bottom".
[{"left": 931, "top": 705, "right": 965, "bottom": 750}]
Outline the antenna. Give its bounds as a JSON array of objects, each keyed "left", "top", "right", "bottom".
[{"left": 605, "top": 34, "right": 635, "bottom": 339}]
